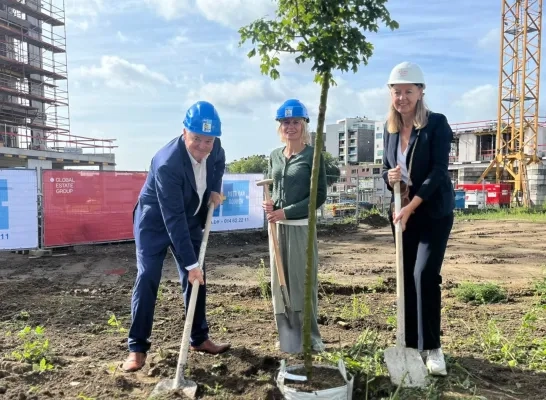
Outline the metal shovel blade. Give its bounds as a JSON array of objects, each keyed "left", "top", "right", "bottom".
[
  {"left": 276, "top": 312, "right": 302, "bottom": 354},
  {"left": 149, "top": 378, "right": 198, "bottom": 399},
  {"left": 384, "top": 346, "right": 428, "bottom": 388}
]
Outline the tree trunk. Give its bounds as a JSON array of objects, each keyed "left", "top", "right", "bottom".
[{"left": 303, "top": 72, "right": 331, "bottom": 377}]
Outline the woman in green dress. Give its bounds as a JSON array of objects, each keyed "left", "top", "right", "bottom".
[{"left": 263, "top": 98, "right": 328, "bottom": 353}]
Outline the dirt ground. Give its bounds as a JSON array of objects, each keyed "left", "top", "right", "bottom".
[{"left": 1, "top": 219, "right": 546, "bottom": 399}]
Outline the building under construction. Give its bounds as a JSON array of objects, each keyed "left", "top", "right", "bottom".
[{"left": 0, "top": 0, "right": 115, "bottom": 173}]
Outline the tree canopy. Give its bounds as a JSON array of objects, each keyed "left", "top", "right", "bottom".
[{"left": 226, "top": 155, "right": 268, "bottom": 174}]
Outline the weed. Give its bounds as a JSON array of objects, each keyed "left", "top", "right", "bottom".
[
  {"left": 467, "top": 302, "right": 546, "bottom": 371},
  {"left": 257, "top": 258, "right": 271, "bottom": 301},
  {"left": 156, "top": 283, "right": 165, "bottom": 302},
  {"left": 340, "top": 294, "right": 370, "bottom": 321},
  {"left": 371, "top": 277, "right": 388, "bottom": 293},
  {"left": 107, "top": 313, "right": 127, "bottom": 333},
  {"left": 77, "top": 394, "right": 96, "bottom": 400},
  {"left": 10, "top": 325, "right": 53, "bottom": 372},
  {"left": 453, "top": 282, "right": 507, "bottom": 304}
]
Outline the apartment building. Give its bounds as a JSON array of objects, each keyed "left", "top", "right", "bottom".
[{"left": 325, "top": 117, "right": 379, "bottom": 165}]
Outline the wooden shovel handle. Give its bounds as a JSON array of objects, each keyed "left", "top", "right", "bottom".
[{"left": 263, "top": 185, "right": 288, "bottom": 288}]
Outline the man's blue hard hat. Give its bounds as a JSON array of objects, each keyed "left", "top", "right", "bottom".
[
  {"left": 183, "top": 101, "right": 222, "bottom": 137},
  {"left": 275, "top": 99, "right": 310, "bottom": 122}
]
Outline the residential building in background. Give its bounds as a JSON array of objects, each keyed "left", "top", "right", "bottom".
[
  {"left": 324, "top": 116, "right": 381, "bottom": 165},
  {"left": 327, "top": 162, "right": 388, "bottom": 205},
  {"left": 310, "top": 131, "right": 326, "bottom": 151}
]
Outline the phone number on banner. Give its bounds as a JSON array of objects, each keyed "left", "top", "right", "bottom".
[{"left": 212, "top": 217, "right": 250, "bottom": 224}]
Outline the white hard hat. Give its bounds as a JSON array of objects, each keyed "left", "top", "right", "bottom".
[{"left": 387, "top": 61, "right": 426, "bottom": 89}]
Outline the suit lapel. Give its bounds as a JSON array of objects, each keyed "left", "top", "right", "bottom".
[
  {"left": 406, "top": 127, "right": 418, "bottom": 168},
  {"left": 179, "top": 138, "right": 198, "bottom": 194}
]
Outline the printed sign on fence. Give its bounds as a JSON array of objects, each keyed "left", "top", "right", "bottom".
[
  {"left": 42, "top": 170, "right": 265, "bottom": 247},
  {"left": 42, "top": 170, "right": 148, "bottom": 247},
  {"left": 0, "top": 169, "right": 38, "bottom": 250},
  {"left": 213, "top": 173, "right": 264, "bottom": 231}
]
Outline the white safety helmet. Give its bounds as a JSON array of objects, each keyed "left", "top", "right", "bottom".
[{"left": 387, "top": 61, "right": 426, "bottom": 89}]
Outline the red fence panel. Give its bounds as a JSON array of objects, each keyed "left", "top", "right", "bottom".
[{"left": 42, "top": 170, "right": 147, "bottom": 247}]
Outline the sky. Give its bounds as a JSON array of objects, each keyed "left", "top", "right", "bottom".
[{"left": 61, "top": 0, "right": 546, "bottom": 171}]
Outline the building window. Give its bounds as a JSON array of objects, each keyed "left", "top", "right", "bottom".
[
  {"left": 376, "top": 132, "right": 382, "bottom": 139},
  {"left": 372, "top": 168, "right": 380, "bottom": 174},
  {"left": 377, "top": 150, "right": 383, "bottom": 156}
]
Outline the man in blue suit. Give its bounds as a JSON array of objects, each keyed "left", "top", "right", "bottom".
[{"left": 122, "top": 101, "right": 230, "bottom": 373}]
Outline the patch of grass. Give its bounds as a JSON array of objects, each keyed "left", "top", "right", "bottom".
[
  {"left": 317, "top": 329, "right": 482, "bottom": 399},
  {"left": 455, "top": 207, "right": 546, "bottom": 222},
  {"left": 340, "top": 294, "right": 371, "bottom": 321},
  {"left": 468, "top": 304, "right": 546, "bottom": 371},
  {"left": 453, "top": 282, "right": 507, "bottom": 305}
]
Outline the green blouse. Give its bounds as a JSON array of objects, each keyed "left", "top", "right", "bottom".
[{"left": 267, "top": 145, "right": 327, "bottom": 219}]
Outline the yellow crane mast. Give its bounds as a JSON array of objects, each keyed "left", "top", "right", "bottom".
[{"left": 478, "top": 0, "right": 543, "bottom": 206}]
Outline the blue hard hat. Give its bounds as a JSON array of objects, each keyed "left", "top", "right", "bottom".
[
  {"left": 183, "top": 101, "right": 222, "bottom": 137},
  {"left": 275, "top": 99, "right": 310, "bottom": 122}
]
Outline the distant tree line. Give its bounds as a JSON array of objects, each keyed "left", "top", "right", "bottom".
[{"left": 226, "top": 152, "right": 340, "bottom": 186}]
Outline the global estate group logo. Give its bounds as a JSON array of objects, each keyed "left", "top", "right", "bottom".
[{"left": 50, "top": 176, "right": 75, "bottom": 194}]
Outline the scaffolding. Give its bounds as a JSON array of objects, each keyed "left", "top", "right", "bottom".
[{"left": 0, "top": 0, "right": 74, "bottom": 152}]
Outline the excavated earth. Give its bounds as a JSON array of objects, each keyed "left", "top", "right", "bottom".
[{"left": 1, "top": 220, "right": 546, "bottom": 399}]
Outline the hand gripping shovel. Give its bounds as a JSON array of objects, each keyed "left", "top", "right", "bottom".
[
  {"left": 149, "top": 205, "right": 215, "bottom": 399},
  {"left": 384, "top": 182, "right": 428, "bottom": 388},
  {"left": 256, "top": 179, "right": 301, "bottom": 354}
]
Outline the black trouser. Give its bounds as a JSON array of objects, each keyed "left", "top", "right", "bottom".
[{"left": 389, "top": 210, "right": 453, "bottom": 350}]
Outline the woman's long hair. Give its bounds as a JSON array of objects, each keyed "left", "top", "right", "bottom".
[{"left": 386, "top": 90, "right": 429, "bottom": 134}]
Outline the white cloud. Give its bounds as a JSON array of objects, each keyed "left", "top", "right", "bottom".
[
  {"left": 117, "top": 31, "right": 129, "bottom": 42},
  {"left": 168, "top": 29, "right": 190, "bottom": 46},
  {"left": 453, "top": 84, "right": 497, "bottom": 121},
  {"left": 187, "top": 78, "right": 286, "bottom": 113},
  {"left": 196, "top": 0, "right": 275, "bottom": 28},
  {"left": 79, "top": 56, "right": 170, "bottom": 91},
  {"left": 66, "top": 18, "right": 89, "bottom": 31},
  {"left": 65, "top": 0, "right": 104, "bottom": 17},
  {"left": 144, "top": 0, "right": 192, "bottom": 20},
  {"left": 478, "top": 28, "right": 499, "bottom": 51}
]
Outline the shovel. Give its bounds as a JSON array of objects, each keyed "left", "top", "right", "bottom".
[
  {"left": 149, "top": 204, "right": 215, "bottom": 399},
  {"left": 256, "top": 179, "right": 301, "bottom": 353},
  {"left": 384, "top": 181, "right": 428, "bottom": 388}
]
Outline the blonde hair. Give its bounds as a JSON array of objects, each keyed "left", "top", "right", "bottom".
[
  {"left": 386, "top": 91, "right": 429, "bottom": 134},
  {"left": 277, "top": 119, "right": 311, "bottom": 144}
]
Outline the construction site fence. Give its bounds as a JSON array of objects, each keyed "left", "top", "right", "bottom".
[
  {"left": 0, "top": 169, "right": 402, "bottom": 252},
  {"left": 0, "top": 169, "right": 267, "bottom": 251}
]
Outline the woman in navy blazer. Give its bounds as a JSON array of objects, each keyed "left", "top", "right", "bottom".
[{"left": 381, "top": 62, "right": 455, "bottom": 376}]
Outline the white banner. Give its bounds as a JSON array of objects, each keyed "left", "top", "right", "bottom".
[
  {"left": 0, "top": 169, "right": 39, "bottom": 250},
  {"left": 212, "top": 173, "right": 264, "bottom": 231}
]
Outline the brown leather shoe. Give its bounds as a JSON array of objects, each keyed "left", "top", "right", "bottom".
[
  {"left": 190, "top": 339, "right": 231, "bottom": 355},
  {"left": 121, "top": 352, "right": 147, "bottom": 372}
]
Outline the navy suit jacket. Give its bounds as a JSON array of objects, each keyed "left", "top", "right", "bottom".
[
  {"left": 134, "top": 136, "right": 225, "bottom": 267},
  {"left": 381, "top": 111, "right": 454, "bottom": 218}
]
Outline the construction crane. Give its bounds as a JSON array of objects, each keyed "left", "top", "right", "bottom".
[{"left": 477, "top": 0, "right": 543, "bottom": 207}]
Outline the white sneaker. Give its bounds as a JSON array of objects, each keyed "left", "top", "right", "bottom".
[{"left": 426, "top": 348, "right": 447, "bottom": 376}]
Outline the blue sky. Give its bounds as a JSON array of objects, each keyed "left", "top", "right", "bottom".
[{"left": 62, "top": 0, "right": 544, "bottom": 171}]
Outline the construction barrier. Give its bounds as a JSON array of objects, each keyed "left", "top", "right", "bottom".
[
  {"left": 42, "top": 170, "right": 148, "bottom": 247},
  {"left": 212, "top": 173, "right": 264, "bottom": 232},
  {"left": 41, "top": 171, "right": 265, "bottom": 248},
  {"left": 0, "top": 168, "right": 39, "bottom": 251}
]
